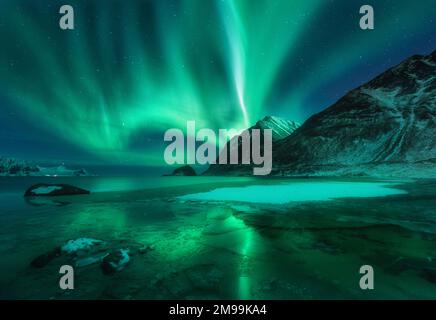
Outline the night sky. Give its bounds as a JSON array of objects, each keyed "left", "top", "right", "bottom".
[{"left": 0, "top": 0, "right": 435, "bottom": 167}]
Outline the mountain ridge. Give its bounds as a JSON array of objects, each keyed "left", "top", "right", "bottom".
[
  {"left": 205, "top": 50, "right": 436, "bottom": 178},
  {"left": 203, "top": 116, "right": 300, "bottom": 175},
  {"left": 274, "top": 50, "right": 436, "bottom": 170}
]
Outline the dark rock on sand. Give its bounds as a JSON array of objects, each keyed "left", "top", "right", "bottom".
[
  {"left": 421, "top": 267, "right": 436, "bottom": 284},
  {"left": 101, "top": 249, "right": 130, "bottom": 275},
  {"left": 138, "top": 244, "right": 155, "bottom": 254},
  {"left": 24, "top": 184, "right": 90, "bottom": 197},
  {"left": 30, "top": 247, "right": 62, "bottom": 268}
]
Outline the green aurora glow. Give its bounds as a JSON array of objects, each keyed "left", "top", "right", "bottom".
[{"left": 0, "top": 0, "right": 434, "bottom": 166}]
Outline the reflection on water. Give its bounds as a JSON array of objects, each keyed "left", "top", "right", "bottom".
[
  {"left": 202, "top": 206, "right": 255, "bottom": 299},
  {"left": 0, "top": 177, "right": 435, "bottom": 299}
]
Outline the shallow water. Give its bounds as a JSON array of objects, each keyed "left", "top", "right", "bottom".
[{"left": 0, "top": 177, "right": 435, "bottom": 300}]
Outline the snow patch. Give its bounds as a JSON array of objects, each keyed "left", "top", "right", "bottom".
[
  {"left": 32, "top": 186, "right": 63, "bottom": 195},
  {"left": 109, "top": 249, "right": 130, "bottom": 271},
  {"left": 61, "top": 238, "right": 103, "bottom": 254}
]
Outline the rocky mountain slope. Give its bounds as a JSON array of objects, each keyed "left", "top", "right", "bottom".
[
  {"left": 204, "top": 116, "right": 300, "bottom": 175},
  {"left": 273, "top": 50, "right": 435, "bottom": 177},
  {"left": 204, "top": 51, "right": 436, "bottom": 178}
]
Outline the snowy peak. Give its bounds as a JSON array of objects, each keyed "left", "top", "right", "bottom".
[
  {"left": 252, "top": 116, "right": 300, "bottom": 141},
  {"left": 203, "top": 116, "right": 299, "bottom": 175},
  {"left": 204, "top": 51, "right": 435, "bottom": 177}
]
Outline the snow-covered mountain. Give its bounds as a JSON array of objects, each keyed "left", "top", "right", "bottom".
[
  {"left": 252, "top": 116, "right": 300, "bottom": 141},
  {"left": 0, "top": 157, "right": 39, "bottom": 176},
  {"left": 204, "top": 51, "right": 435, "bottom": 178},
  {"left": 274, "top": 50, "right": 436, "bottom": 177},
  {"left": 204, "top": 116, "right": 300, "bottom": 175},
  {"left": 0, "top": 157, "right": 89, "bottom": 177}
]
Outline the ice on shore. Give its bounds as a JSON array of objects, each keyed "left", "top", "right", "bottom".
[{"left": 178, "top": 182, "right": 407, "bottom": 204}]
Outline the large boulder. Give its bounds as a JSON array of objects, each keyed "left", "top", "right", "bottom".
[
  {"left": 24, "top": 184, "right": 90, "bottom": 197},
  {"left": 167, "top": 165, "right": 197, "bottom": 176},
  {"left": 30, "top": 247, "right": 62, "bottom": 268}
]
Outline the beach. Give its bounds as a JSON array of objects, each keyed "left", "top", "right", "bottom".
[{"left": 0, "top": 176, "right": 435, "bottom": 299}]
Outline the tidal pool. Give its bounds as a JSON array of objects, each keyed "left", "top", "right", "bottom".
[{"left": 178, "top": 181, "right": 407, "bottom": 204}]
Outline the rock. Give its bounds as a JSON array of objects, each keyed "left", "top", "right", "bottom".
[
  {"left": 24, "top": 184, "right": 90, "bottom": 197},
  {"left": 30, "top": 247, "right": 61, "bottom": 268},
  {"left": 167, "top": 165, "right": 197, "bottom": 176},
  {"left": 31, "top": 238, "right": 104, "bottom": 268},
  {"left": 421, "top": 268, "right": 436, "bottom": 284},
  {"left": 101, "top": 249, "right": 130, "bottom": 275},
  {"left": 138, "top": 244, "right": 155, "bottom": 254},
  {"left": 73, "top": 168, "right": 88, "bottom": 176},
  {"left": 61, "top": 238, "right": 104, "bottom": 255},
  {"left": 75, "top": 253, "right": 108, "bottom": 268},
  {"left": 30, "top": 238, "right": 136, "bottom": 271}
]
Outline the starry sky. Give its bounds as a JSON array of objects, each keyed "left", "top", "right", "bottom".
[{"left": 0, "top": 0, "right": 435, "bottom": 167}]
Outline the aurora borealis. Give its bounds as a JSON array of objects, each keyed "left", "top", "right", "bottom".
[{"left": 0, "top": 0, "right": 435, "bottom": 167}]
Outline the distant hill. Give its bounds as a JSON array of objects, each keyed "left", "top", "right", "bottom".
[{"left": 0, "top": 157, "right": 89, "bottom": 177}]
